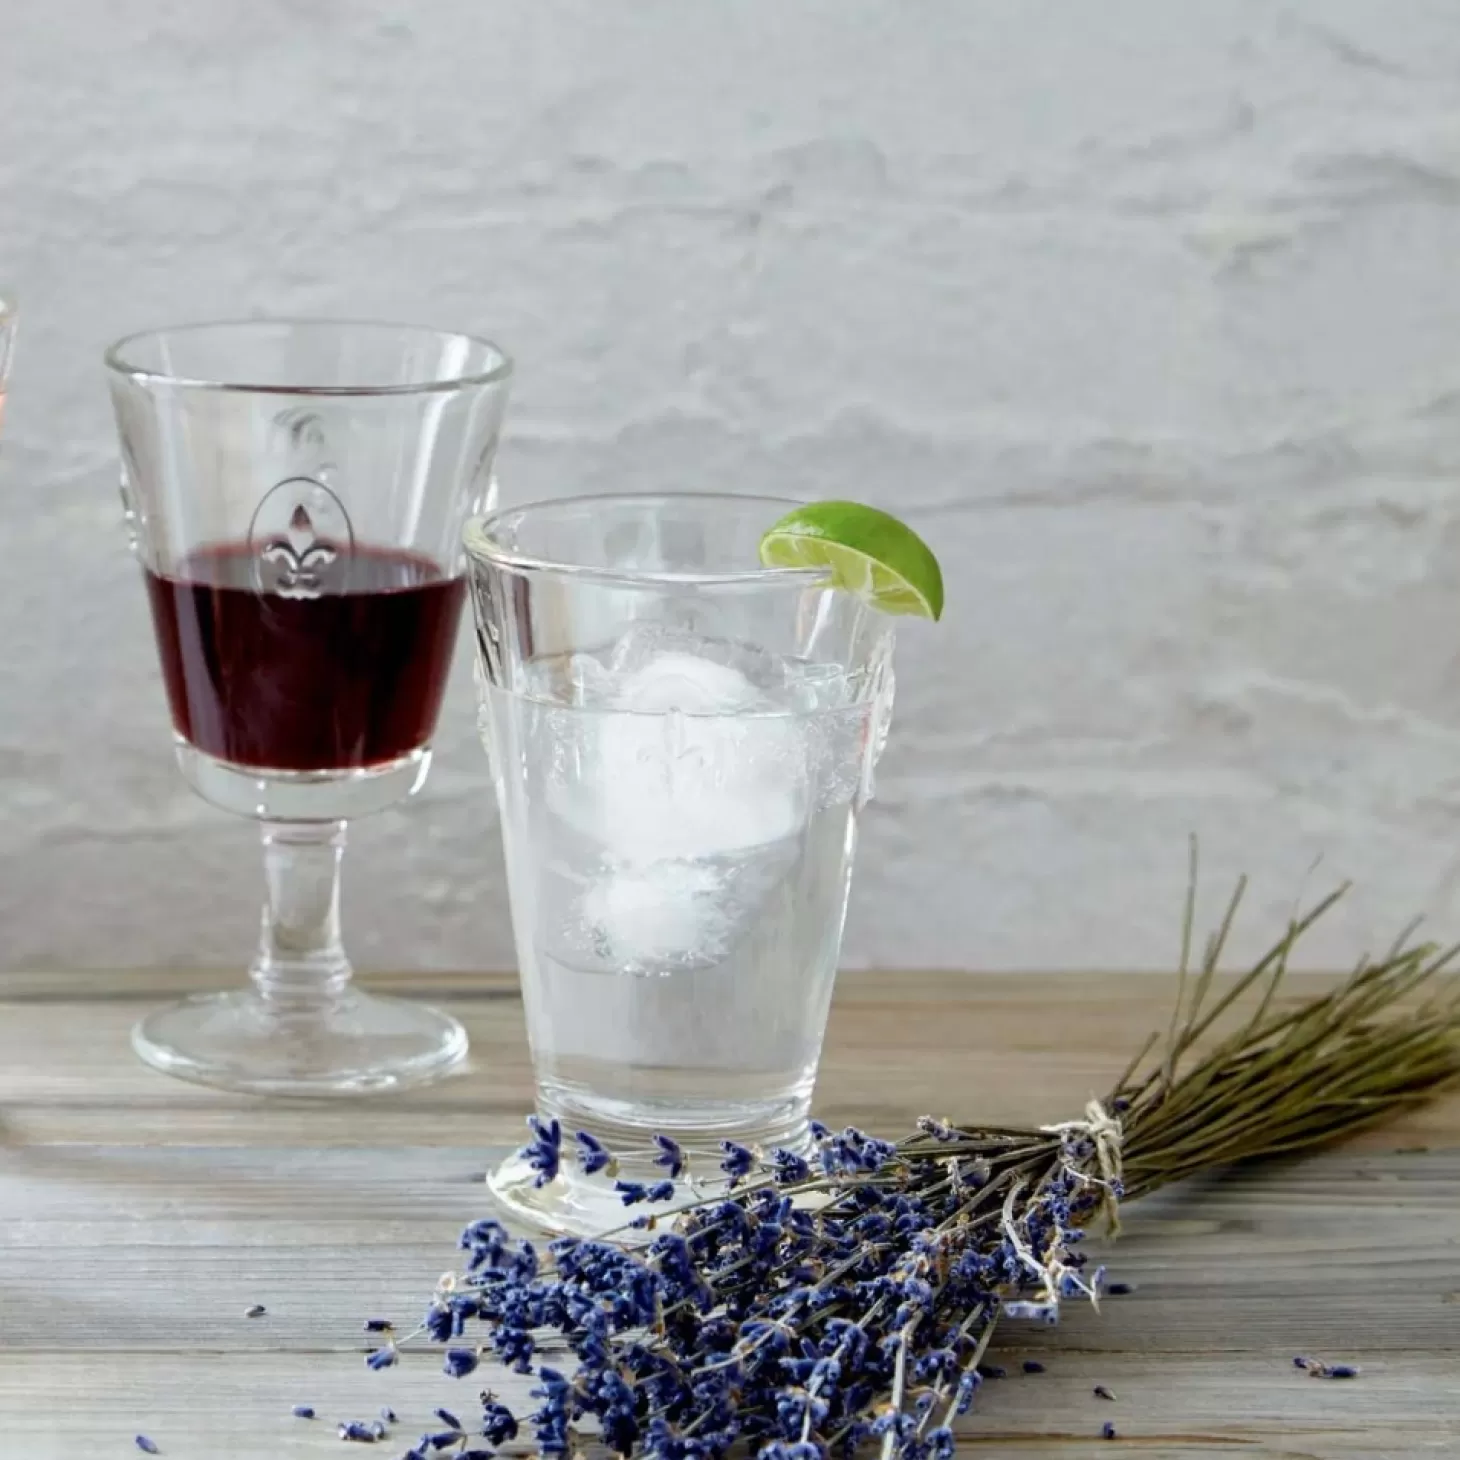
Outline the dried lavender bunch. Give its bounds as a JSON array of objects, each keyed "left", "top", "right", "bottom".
[{"left": 384, "top": 872, "right": 1460, "bottom": 1460}]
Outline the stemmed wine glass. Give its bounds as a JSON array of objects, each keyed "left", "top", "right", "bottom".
[{"left": 106, "top": 319, "right": 511, "bottom": 1095}]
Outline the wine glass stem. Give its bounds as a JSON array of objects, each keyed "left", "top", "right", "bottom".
[{"left": 251, "top": 820, "right": 352, "bottom": 1010}]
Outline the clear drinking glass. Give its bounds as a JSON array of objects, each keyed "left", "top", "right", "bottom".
[
  {"left": 106, "top": 319, "right": 511, "bottom": 1095},
  {"left": 466, "top": 493, "right": 896, "bottom": 1233}
]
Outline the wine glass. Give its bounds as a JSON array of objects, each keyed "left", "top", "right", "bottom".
[{"left": 106, "top": 319, "right": 512, "bottom": 1095}]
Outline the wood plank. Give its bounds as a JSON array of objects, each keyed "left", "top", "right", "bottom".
[
  {"left": 1, "top": 1350, "right": 1454, "bottom": 1458},
  {"left": 0, "top": 1148, "right": 1454, "bottom": 1356},
  {"left": 0, "top": 969, "right": 1455, "bottom": 1457},
  {"left": 1, "top": 971, "right": 1456, "bottom": 1148}
]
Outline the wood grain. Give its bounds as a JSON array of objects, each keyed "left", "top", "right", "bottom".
[{"left": 0, "top": 969, "right": 1456, "bottom": 1458}]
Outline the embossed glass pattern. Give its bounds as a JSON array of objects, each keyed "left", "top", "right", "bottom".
[
  {"left": 106, "top": 319, "right": 511, "bottom": 1095},
  {"left": 466, "top": 493, "right": 896, "bottom": 1234}
]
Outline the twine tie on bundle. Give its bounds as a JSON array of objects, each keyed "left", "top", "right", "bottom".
[{"left": 1040, "top": 1098, "right": 1125, "bottom": 1234}]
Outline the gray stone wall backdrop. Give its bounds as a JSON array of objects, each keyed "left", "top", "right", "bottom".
[{"left": 4, "top": 2, "right": 1460, "bottom": 974}]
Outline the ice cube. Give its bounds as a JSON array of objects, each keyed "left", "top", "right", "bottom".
[
  {"left": 578, "top": 860, "right": 733, "bottom": 973},
  {"left": 611, "top": 650, "right": 763, "bottom": 716},
  {"left": 565, "top": 651, "right": 615, "bottom": 706},
  {"left": 542, "top": 636, "right": 807, "bottom": 869},
  {"left": 607, "top": 622, "right": 789, "bottom": 703},
  {"left": 604, "top": 652, "right": 806, "bottom": 857},
  {"left": 536, "top": 632, "right": 854, "bottom": 974}
]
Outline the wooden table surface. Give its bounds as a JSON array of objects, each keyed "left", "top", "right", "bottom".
[{"left": 1, "top": 968, "right": 1456, "bottom": 1458}]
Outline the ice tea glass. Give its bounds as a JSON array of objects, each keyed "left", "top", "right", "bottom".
[{"left": 466, "top": 493, "right": 895, "bottom": 1233}]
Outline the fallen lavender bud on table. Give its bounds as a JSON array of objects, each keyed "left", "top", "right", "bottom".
[{"left": 1296, "top": 1355, "right": 1362, "bottom": 1379}]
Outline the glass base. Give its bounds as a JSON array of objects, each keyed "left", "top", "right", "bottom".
[
  {"left": 487, "top": 1098, "right": 814, "bottom": 1239},
  {"left": 487, "top": 1147, "right": 695, "bottom": 1242},
  {"left": 132, "top": 987, "right": 468, "bottom": 1096}
]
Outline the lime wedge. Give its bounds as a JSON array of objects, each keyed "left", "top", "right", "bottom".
[{"left": 759, "top": 501, "right": 944, "bottom": 621}]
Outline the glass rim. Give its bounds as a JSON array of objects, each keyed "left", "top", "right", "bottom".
[
  {"left": 464, "top": 492, "right": 831, "bottom": 591},
  {"left": 103, "top": 316, "right": 513, "bottom": 396}
]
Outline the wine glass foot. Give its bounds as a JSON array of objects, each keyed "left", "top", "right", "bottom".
[{"left": 131, "top": 988, "right": 468, "bottom": 1096}]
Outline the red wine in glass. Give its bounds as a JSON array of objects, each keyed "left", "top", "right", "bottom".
[{"left": 145, "top": 542, "right": 465, "bottom": 772}]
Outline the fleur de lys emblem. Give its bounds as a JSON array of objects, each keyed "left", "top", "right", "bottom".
[{"left": 262, "top": 504, "right": 338, "bottom": 598}]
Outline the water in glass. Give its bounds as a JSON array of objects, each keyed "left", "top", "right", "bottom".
[{"left": 487, "top": 623, "right": 873, "bottom": 1144}]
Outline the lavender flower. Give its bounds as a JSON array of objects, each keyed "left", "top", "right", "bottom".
[
  {"left": 480, "top": 1398, "right": 518, "bottom": 1446},
  {"left": 652, "top": 1133, "right": 686, "bottom": 1179},
  {"left": 1298, "top": 1356, "right": 1361, "bottom": 1379},
  {"left": 770, "top": 1147, "right": 811, "bottom": 1184},
  {"left": 719, "top": 1140, "right": 756, "bottom": 1181},
  {"left": 520, "top": 1115, "right": 563, "bottom": 1187},
  {"left": 916, "top": 1116, "right": 958, "bottom": 1141},
  {"left": 1003, "top": 1300, "right": 1058, "bottom": 1324},
  {"left": 443, "top": 1348, "right": 479, "bottom": 1379},
  {"left": 574, "top": 1130, "right": 614, "bottom": 1176},
  {"left": 374, "top": 1110, "right": 1126, "bottom": 1460}
]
